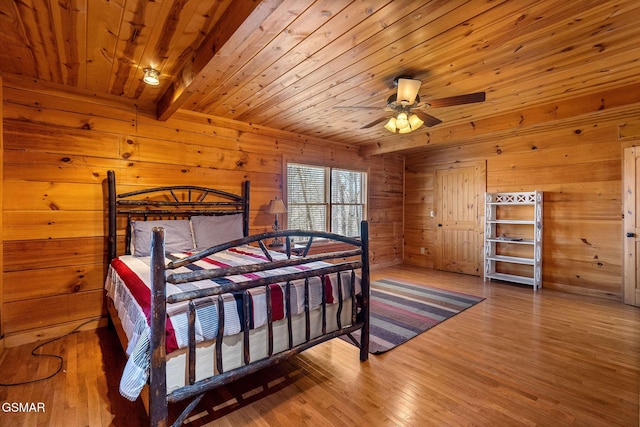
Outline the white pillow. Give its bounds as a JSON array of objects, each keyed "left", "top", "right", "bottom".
[
  {"left": 191, "top": 214, "right": 244, "bottom": 249},
  {"left": 131, "top": 220, "right": 195, "bottom": 257}
]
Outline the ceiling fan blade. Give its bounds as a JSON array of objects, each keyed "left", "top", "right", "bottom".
[
  {"left": 423, "top": 91, "right": 486, "bottom": 108},
  {"left": 415, "top": 111, "right": 443, "bottom": 127},
  {"left": 361, "top": 116, "right": 388, "bottom": 129}
]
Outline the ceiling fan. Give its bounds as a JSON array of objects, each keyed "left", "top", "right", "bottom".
[{"left": 335, "top": 76, "right": 486, "bottom": 134}]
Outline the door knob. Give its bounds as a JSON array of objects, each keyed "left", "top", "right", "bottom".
[{"left": 627, "top": 232, "right": 635, "bottom": 238}]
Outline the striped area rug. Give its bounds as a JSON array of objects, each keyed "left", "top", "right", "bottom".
[{"left": 344, "top": 279, "right": 485, "bottom": 354}]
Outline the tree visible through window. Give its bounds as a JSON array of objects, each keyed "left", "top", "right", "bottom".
[{"left": 287, "top": 163, "right": 366, "bottom": 238}]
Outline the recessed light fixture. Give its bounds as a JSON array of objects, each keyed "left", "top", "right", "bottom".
[{"left": 143, "top": 68, "right": 160, "bottom": 86}]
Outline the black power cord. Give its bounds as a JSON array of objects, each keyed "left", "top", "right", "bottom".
[{"left": 0, "top": 317, "right": 102, "bottom": 386}]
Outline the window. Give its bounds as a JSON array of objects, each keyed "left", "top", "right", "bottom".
[{"left": 286, "top": 163, "right": 366, "bottom": 238}]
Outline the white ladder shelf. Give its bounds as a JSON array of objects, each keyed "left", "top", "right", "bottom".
[{"left": 484, "top": 191, "right": 543, "bottom": 289}]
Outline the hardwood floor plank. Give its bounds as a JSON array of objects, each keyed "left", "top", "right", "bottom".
[{"left": 0, "top": 265, "right": 638, "bottom": 426}]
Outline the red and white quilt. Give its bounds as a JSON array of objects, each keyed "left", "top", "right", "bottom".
[{"left": 105, "top": 245, "right": 360, "bottom": 400}]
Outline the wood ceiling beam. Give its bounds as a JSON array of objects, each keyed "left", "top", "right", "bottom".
[
  {"left": 359, "top": 82, "right": 640, "bottom": 157},
  {"left": 156, "top": 0, "right": 280, "bottom": 121}
]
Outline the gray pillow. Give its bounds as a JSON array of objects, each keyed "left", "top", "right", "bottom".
[
  {"left": 191, "top": 214, "right": 244, "bottom": 249},
  {"left": 131, "top": 220, "right": 194, "bottom": 257}
]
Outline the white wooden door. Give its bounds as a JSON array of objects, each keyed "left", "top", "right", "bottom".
[
  {"left": 622, "top": 146, "right": 640, "bottom": 306},
  {"left": 435, "top": 162, "right": 485, "bottom": 276}
]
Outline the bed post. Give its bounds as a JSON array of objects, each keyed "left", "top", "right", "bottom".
[
  {"left": 243, "top": 180, "right": 250, "bottom": 237},
  {"left": 359, "top": 220, "right": 370, "bottom": 361},
  {"left": 149, "top": 227, "right": 168, "bottom": 427},
  {"left": 107, "top": 170, "right": 117, "bottom": 262}
]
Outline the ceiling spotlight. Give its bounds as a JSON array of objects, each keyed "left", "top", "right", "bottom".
[{"left": 143, "top": 68, "right": 160, "bottom": 86}]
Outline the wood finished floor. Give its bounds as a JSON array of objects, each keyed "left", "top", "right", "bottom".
[{"left": 1, "top": 265, "right": 639, "bottom": 426}]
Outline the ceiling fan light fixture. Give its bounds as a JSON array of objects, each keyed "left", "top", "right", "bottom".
[
  {"left": 396, "top": 78, "right": 422, "bottom": 105},
  {"left": 408, "top": 114, "right": 424, "bottom": 130},
  {"left": 395, "top": 112, "right": 409, "bottom": 129},
  {"left": 352, "top": 76, "right": 485, "bottom": 134},
  {"left": 143, "top": 68, "right": 160, "bottom": 85},
  {"left": 384, "top": 117, "right": 397, "bottom": 132}
]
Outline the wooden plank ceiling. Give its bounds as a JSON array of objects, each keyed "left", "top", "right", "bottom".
[{"left": 1, "top": 0, "right": 639, "bottom": 155}]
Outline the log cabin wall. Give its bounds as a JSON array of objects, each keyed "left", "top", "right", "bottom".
[
  {"left": 0, "top": 76, "right": 403, "bottom": 347},
  {"left": 0, "top": 75, "right": 3, "bottom": 352},
  {"left": 404, "top": 98, "right": 640, "bottom": 301}
]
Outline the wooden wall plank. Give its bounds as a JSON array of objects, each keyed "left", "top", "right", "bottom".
[
  {"left": 3, "top": 290, "right": 105, "bottom": 334},
  {"left": 4, "top": 181, "right": 104, "bottom": 211},
  {"left": 4, "top": 211, "right": 105, "bottom": 240},
  {"left": 4, "top": 150, "right": 283, "bottom": 191},
  {"left": 4, "top": 238, "right": 105, "bottom": 272},
  {"left": 4, "top": 263, "right": 106, "bottom": 302},
  {"left": 488, "top": 160, "right": 621, "bottom": 188},
  {"left": 3, "top": 120, "right": 121, "bottom": 157},
  {"left": 120, "top": 136, "right": 282, "bottom": 174}
]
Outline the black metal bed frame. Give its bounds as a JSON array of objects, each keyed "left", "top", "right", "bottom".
[{"left": 106, "top": 170, "right": 370, "bottom": 427}]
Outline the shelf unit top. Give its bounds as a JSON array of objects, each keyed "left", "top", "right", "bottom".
[{"left": 486, "top": 191, "right": 540, "bottom": 205}]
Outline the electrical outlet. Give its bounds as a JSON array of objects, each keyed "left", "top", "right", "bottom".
[{"left": 420, "top": 247, "right": 425, "bottom": 255}]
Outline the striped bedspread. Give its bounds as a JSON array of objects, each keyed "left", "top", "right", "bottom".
[{"left": 105, "top": 245, "right": 360, "bottom": 400}]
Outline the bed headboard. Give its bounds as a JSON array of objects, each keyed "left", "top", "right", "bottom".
[{"left": 107, "top": 170, "right": 250, "bottom": 261}]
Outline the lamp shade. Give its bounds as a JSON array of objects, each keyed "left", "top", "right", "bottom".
[
  {"left": 395, "top": 112, "right": 409, "bottom": 130},
  {"left": 266, "top": 198, "right": 287, "bottom": 214},
  {"left": 384, "top": 117, "right": 397, "bottom": 132},
  {"left": 408, "top": 114, "right": 424, "bottom": 130},
  {"left": 396, "top": 78, "right": 421, "bottom": 105}
]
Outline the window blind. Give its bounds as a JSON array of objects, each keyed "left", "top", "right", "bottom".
[{"left": 286, "top": 163, "right": 366, "bottom": 238}]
